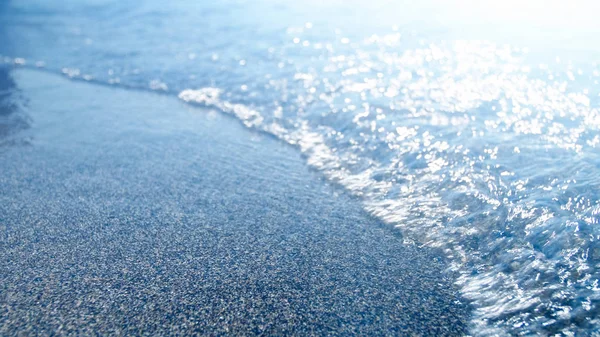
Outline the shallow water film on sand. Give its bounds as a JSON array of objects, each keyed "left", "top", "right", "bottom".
[{"left": 2, "top": 0, "right": 600, "bottom": 335}]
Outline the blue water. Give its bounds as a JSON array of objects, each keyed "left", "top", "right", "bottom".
[{"left": 2, "top": 1, "right": 600, "bottom": 335}]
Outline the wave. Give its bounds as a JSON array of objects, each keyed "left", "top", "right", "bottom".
[
  {"left": 4, "top": 33, "right": 600, "bottom": 336},
  {"left": 178, "top": 39, "right": 600, "bottom": 336}
]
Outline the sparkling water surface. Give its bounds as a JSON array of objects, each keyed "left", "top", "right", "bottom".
[{"left": 2, "top": 1, "right": 600, "bottom": 335}]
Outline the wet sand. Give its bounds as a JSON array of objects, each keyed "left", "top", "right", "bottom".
[{"left": 0, "top": 69, "right": 470, "bottom": 336}]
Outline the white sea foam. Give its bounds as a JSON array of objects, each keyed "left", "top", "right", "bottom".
[
  {"left": 5, "top": 0, "right": 599, "bottom": 332},
  {"left": 178, "top": 40, "right": 600, "bottom": 335}
]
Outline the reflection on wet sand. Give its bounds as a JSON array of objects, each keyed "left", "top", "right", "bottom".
[{"left": 0, "top": 68, "right": 30, "bottom": 146}]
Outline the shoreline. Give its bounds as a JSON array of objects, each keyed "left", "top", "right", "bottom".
[{"left": 0, "top": 68, "right": 471, "bottom": 335}]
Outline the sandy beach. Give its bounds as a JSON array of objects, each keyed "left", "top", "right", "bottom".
[{"left": 0, "top": 69, "right": 470, "bottom": 335}]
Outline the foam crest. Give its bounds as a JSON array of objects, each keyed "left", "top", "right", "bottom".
[{"left": 177, "top": 38, "right": 600, "bottom": 335}]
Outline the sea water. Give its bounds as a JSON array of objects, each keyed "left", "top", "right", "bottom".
[{"left": 2, "top": 0, "right": 600, "bottom": 335}]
